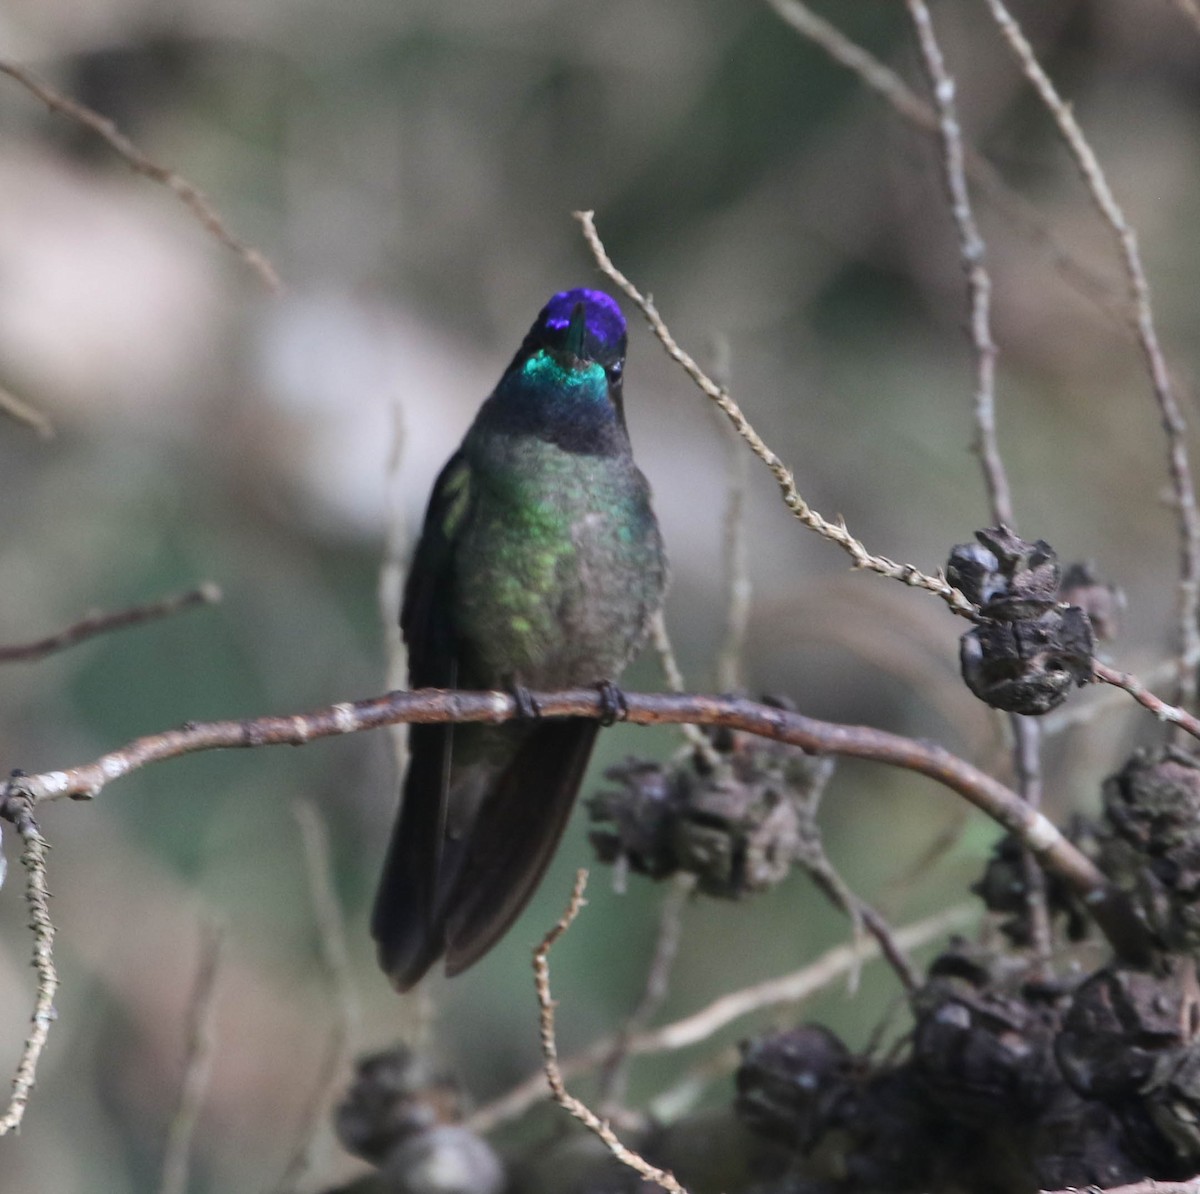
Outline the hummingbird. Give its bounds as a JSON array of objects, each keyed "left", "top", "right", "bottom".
[{"left": 372, "top": 287, "right": 668, "bottom": 991}]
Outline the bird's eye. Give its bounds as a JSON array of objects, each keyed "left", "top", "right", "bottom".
[{"left": 607, "top": 361, "right": 624, "bottom": 381}]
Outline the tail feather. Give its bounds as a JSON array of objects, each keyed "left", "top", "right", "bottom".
[
  {"left": 445, "top": 718, "right": 599, "bottom": 976},
  {"left": 371, "top": 723, "right": 455, "bottom": 991},
  {"left": 371, "top": 718, "right": 599, "bottom": 990}
]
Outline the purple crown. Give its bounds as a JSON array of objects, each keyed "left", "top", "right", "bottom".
[{"left": 540, "top": 288, "right": 626, "bottom": 358}]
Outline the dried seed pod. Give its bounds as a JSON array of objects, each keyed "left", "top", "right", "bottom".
[
  {"left": 946, "top": 540, "right": 1004, "bottom": 607},
  {"left": 1055, "top": 964, "right": 1198, "bottom": 1101},
  {"left": 588, "top": 724, "right": 833, "bottom": 899},
  {"left": 1099, "top": 748, "right": 1200, "bottom": 953},
  {"left": 911, "top": 945, "right": 1064, "bottom": 1124},
  {"left": 1030, "top": 1089, "right": 1146, "bottom": 1191},
  {"left": 587, "top": 758, "right": 679, "bottom": 881},
  {"left": 1144, "top": 1042, "right": 1200, "bottom": 1164},
  {"left": 1061, "top": 562, "right": 1124, "bottom": 642},
  {"left": 735, "top": 1025, "right": 855, "bottom": 1150},
  {"left": 949, "top": 529, "right": 1095, "bottom": 715},
  {"left": 335, "top": 1046, "right": 463, "bottom": 1166},
  {"left": 948, "top": 527, "right": 1059, "bottom": 610},
  {"left": 959, "top": 605, "right": 1094, "bottom": 715},
  {"left": 972, "top": 822, "right": 1095, "bottom": 946}
]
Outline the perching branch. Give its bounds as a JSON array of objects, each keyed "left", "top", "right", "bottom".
[
  {"left": 0, "top": 584, "right": 222, "bottom": 664},
  {"left": 534, "top": 870, "right": 690, "bottom": 1194},
  {"left": 0, "top": 685, "right": 1147, "bottom": 961},
  {"left": 0, "top": 59, "right": 281, "bottom": 294}
]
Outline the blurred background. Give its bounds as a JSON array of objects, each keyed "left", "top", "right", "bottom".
[{"left": 1, "top": 0, "right": 1199, "bottom": 1188}]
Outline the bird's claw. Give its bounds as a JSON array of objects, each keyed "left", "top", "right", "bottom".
[
  {"left": 595, "top": 680, "right": 628, "bottom": 727},
  {"left": 511, "top": 684, "right": 542, "bottom": 720}
]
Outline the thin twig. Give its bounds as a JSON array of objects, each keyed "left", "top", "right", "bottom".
[
  {"left": 1044, "top": 651, "right": 1198, "bottom": 737},
  {"left": 534, "top": 870, "right": 690, "bottom": 1194},
  {"left": 0, "top": 384, "right": 54, "bottom": 439},
  {"left": 271, "top": 805, "right": 358, "bottom": 1192},
  {"left": 649, "top": 611, "right": 689, "bottom": 697},
  {"left": 0, "top": 584, "right": 222, "bottom": 664},
  {"left": 710, "top": 335, "right": 752, "bottom": 693},
  {"left": 763, "top": 0, "right": 1128, "bottom": 327},
  {"left": 789, "top": 753, "right": 920, "bottom": 992},
  {"left": 378, "top": 402, "right": 410, "bottom": 781},
  {"left": 1013, "top": 716, "right": 1054, "bottom": 972},
  {"left": 904, "top": 0, "right": 1011, "bottom": 527},
  {"left": 0, "top": 60, "right": 281, "bottom": 294},
  {"left": 597, "top": 873, "right": 696, "bottom": 1113},
  {"left": 469, "top": 900, "right": 975, "bottom": 1135},
  {"left": 575, "top": 210, "right": 977, "bottom": 620},
  {"left": 159, "top": 920, "right": 223, "bottom": 1194},
  {"left": 1093, "top": 660, "right": 1200, "bottom": 738},
  {"left": 649, "top": 613, "right": 721, "bottom": 766},
  {"left": 269, "top": 1026, "right": 345, "bottom": 1194},
  {"left": 983, "top": 0, "right": 1200, "bottom": 717},
  {"left": 293, "top": 801, "right": 360, "bottom": 1047},
  {"left": 0, "top": 685, "right": 1146, "bottom": 959},
  {"left": 0, "top": 796, "right": 58, "bottom": 1135}
]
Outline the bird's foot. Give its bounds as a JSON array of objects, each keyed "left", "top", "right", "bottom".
[
  {"left": 510, "top": 683, "right": 542, "bottom": 720},
  {"left": 595, "top": 680, "right": 628, "bottom": 727}
]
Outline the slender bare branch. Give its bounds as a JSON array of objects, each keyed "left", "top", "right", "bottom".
[
  {"left": 1013, "top": 715, "right": 1054, "bottom": 971},
  {"left": 1045, "top": 652, "right": 1198, "bottom": 737},
  {"left": 982, "top": 0, "right": 1200, "bottom": 716},
  {"left": 708, "top": 335, "right": 752, "bottom": 694},
  {"left": 469, "top": 900, "right": 975, "bottom": 1135},
  {"left": 159, "top": 920, "right": 223, "bottom": 1194},
  {"left": 575, "top": 211, "right": 977, "bottom": 619},
  {"left": 269, "top": 1026, "right": 344, "bottom": 1194},
  {"left": 0, "top": 684, "right": 1146, "bottom": 960},
  {"left": 294, "top": 801, "right": 360, "bottom": 1047},
  {"left": 1093, "top": 660, "right": 1200, "bottom": 739},
  {"left": 796, "top": 825, "right": 920, "bottom": 993},
  {"left": 0, "top": 797, "right": 58, "bottom": 1135},
  {"left": 0, "top": 584, "right": 222, "bottom": 664},
  {"left": 904, "top": 0, "right": 1010, "bottom": 527},
  {"left": 763, "top": 0, "right": 1127, "bottom": 327},
  {"left": 0, "top": 59, "right": 281, "bottom": 293},
  {"left": 0, "top": 383, "right": 54, "bottom": 439},
  {"left": 534, "top": 870, "right": 690, "bottom": 1194},
  {"left": 378, "top": 403, "right": 410, "bottom": 781},
  {"left": 649, "top": 613, "right": 721, "bottom": 766}
]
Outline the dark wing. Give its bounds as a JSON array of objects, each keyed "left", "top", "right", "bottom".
[
  {"left": 372, "top": 452, "right": 471, "bottom": 990},
  {"left": 443, "top": 718, "right": 599, "bottom": 976}
]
